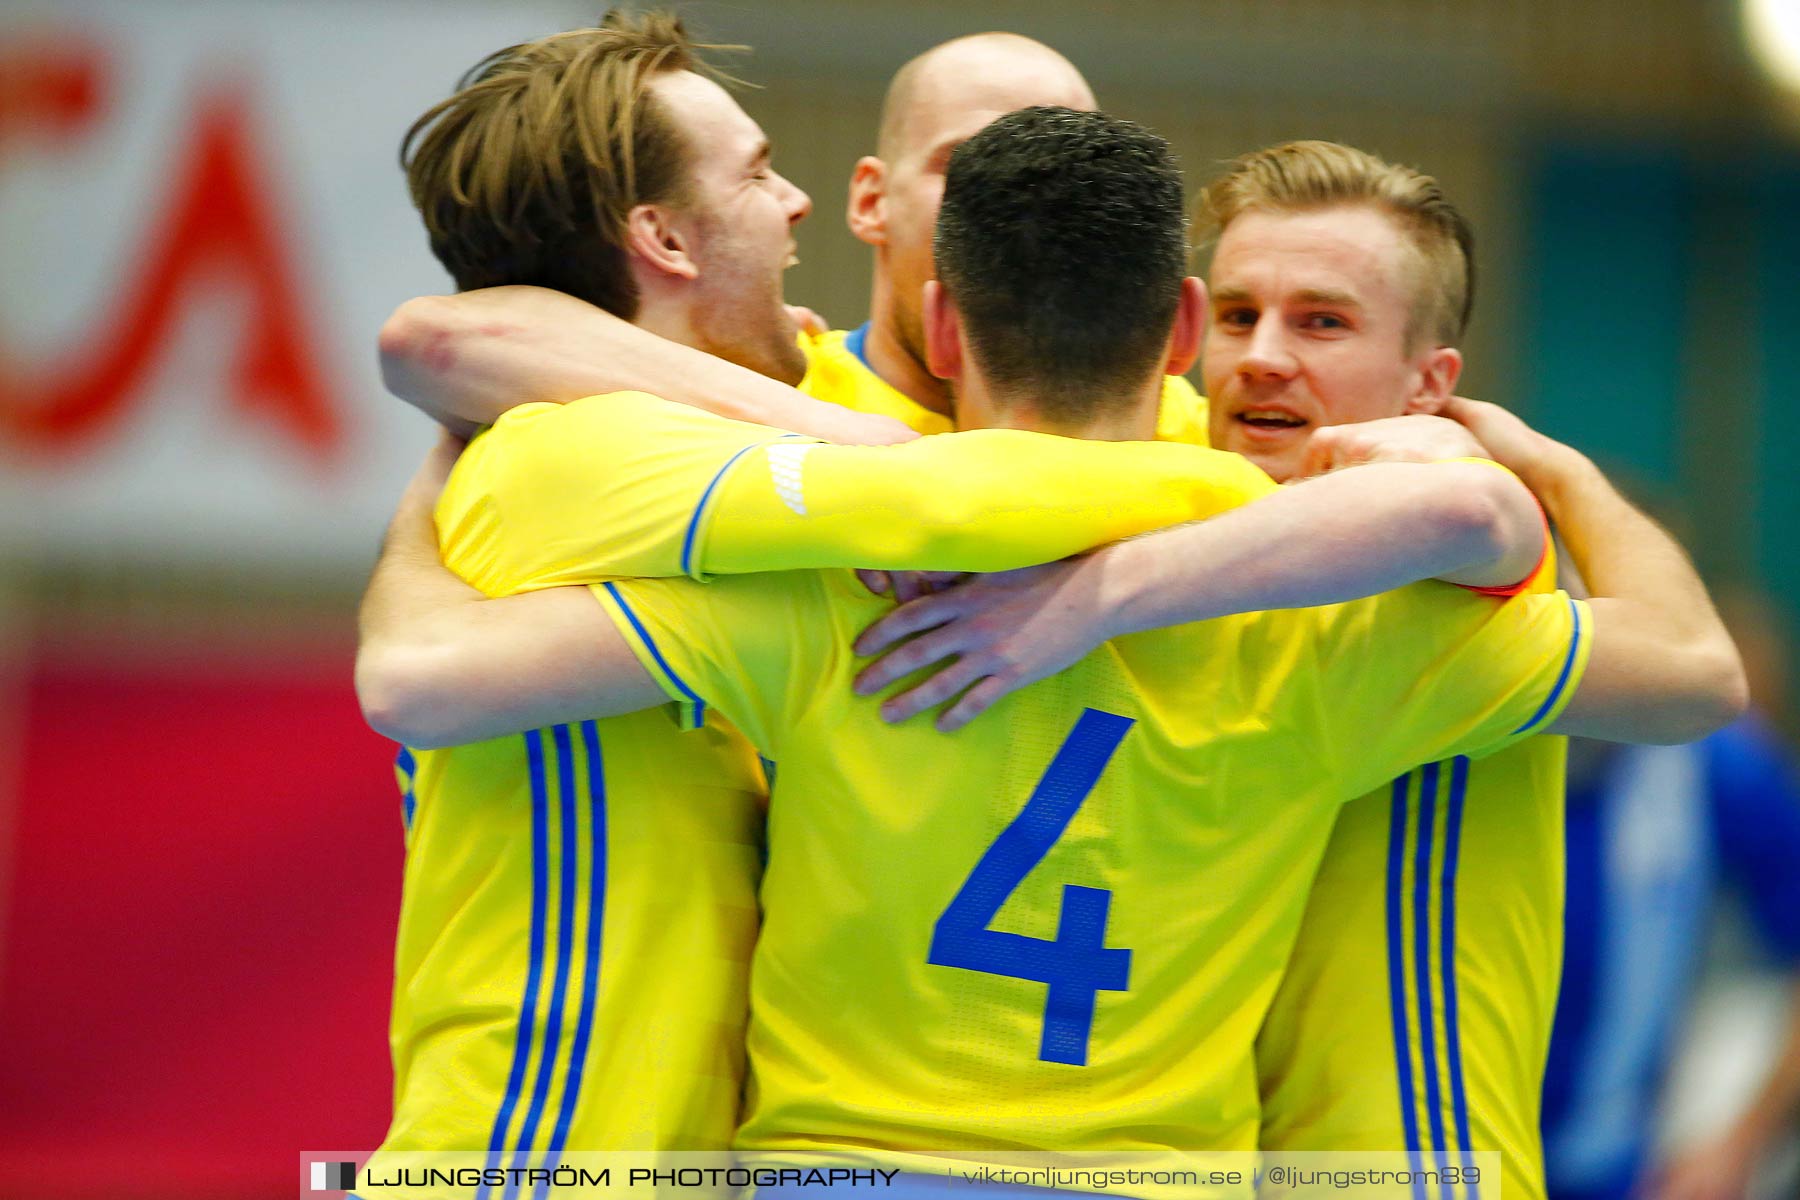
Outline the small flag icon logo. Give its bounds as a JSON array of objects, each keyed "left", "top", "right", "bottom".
[{"left": 310, "top": 1161, "right": 357, "bottom": 1191}]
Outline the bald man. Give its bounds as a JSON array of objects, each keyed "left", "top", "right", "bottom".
[
  {"left": 376, "top": 31, "right": 1218, "bottom": 444},
  {"left": 838, "top": 33, "right": 1094, "bottom": 418}
]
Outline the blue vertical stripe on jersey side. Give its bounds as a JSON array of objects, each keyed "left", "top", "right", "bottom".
[
  {"left": 680, "top": 442, "right": 763, "bottom": 577},
  {"left": 537, "top": 721, "right": 608, "bottom": 1199},
  {"left": 1514, "top": 597, "right": 1584, "bottom": 735},
  {"left": 1440, "top": 756, "right": 1479, "bottom": 1197},
  {"left": 1412, "top": 761, "right": 1451, "bottom": 1179},
  {"left": 602, "top": 582, "right": 707, "bottom": 726},
  {"left": 1385, "top": 773, "right": 1427, "bottom": 1196},
  {"left": 477, "top": 728, "right": 552, "bottom": 1200},
  {"left": 505, "top": 725, "right": 581, "bottom": 1198},
  {"left": 396, "top": 746, "right": 417, "bottom": 833}
]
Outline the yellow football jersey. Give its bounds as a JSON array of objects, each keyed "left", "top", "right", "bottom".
[
  {"left": 803, "top": 325, "right": 1211, "bottom": 444},
  {"left": 373, "top": 715, "right": 763, "bottom": 1164},
  {"left": 1154, "top": 373, "right": 1211, "bottom": 446},
  {"left": 592, "top": 567, "right": 1590, "bottom": 1177},
  {"left": 799, "top": 327, "right": 951, "bottom": 433},
  {"left": 368, "top": 529, "right": 768, "bottom": 1185},
  {"left": 1257, "top": 553, "right": 1567, "bottom": 1200}
]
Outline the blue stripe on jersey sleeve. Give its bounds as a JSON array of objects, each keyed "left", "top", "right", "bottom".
[
  {"left": 601, "top": 581, "right": 707, "bottom": 726},
  {"left": 681, "top": 442, "right": 763, "bottom": 578},
  {"left": 1514, "top": 595, "right": 1584, "bottom": 735}
]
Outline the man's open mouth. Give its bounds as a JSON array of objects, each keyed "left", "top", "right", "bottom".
[{"left": 1237, "top": 409, "right": 1307, "bottom": 430}]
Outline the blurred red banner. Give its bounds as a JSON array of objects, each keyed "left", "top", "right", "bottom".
[{"left": 0, "top": 644, "right": 401, "bottom": 1199}]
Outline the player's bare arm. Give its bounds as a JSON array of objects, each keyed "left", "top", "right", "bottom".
[
  {"left": 380, "top": 284, "right": 915, "bottom": 445},
  {"left": 355, "top": 433, "right": 663, "bottom": 749},
  {"left": 853, "top": 456, "right": 1544, "bottom": 728},
  {"left": 1442, "top": 396, "right": 1747, "bottom": 744}
]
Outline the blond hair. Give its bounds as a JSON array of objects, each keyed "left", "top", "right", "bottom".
[
  {"left": 1198, "top": 140, "right": 1474, "bottom": 347},
  {"left": 401, "top": 11, "right": 731, "bottom": 316}
]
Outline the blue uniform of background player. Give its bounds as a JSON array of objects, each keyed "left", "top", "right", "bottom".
[{"left": 1544, "top": 715, "right": 1800, "bottom": 1200}]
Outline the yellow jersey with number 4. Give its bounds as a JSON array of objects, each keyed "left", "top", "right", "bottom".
[{"left": 592, "top": 565, "right": 1589, "bottom": 1172}]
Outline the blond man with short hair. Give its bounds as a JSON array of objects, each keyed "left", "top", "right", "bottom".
[{"left": 1186, "top": 140, "right": 1559, "bottom": 1196}]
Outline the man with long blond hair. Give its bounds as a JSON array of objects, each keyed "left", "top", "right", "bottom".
[{"left": 365, "top": 12, "right": 816, "bottom": 1178}]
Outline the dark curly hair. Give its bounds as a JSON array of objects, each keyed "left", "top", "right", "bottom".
[{"left": 934, "top": 106, "right": 1188, "bottom": 423}]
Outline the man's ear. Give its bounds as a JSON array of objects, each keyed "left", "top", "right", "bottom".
[
  {"left": 1405, "top": 345, "right": 1463, "bottom": 414},
  {"left": 922, "top": 280, "right": 961, "bottom": 381},
  {"left": 1163, "top": 276, "right": 1207, "bottom": 376},
  {"left": 847, "top": 156, "right": 888, "bottom": 248},
  {"left": 624, "top": 203, "right": 698, "bottom": 281}
]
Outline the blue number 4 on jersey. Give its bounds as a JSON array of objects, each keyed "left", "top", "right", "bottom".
[{"left": 929, "top": 708, "right": 1135, "bottom": 1066}]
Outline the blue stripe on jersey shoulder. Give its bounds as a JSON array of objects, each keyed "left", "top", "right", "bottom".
[
  {"left": 538, "top": 720, "right": 608, "bottom": 1197},
  {"left": 601, "top": 582, "right": 707, "bottom": 725},
  {"left": 1439, "top": 756, "right": 1479, "bottom": 1196},
  {"left": 478, "top": 728, "right": 553, "bottom": 1200},
  {"left": 1514, "top": 596, "right": 1584, "bottom": 734},
  {"left": 1384, "top": 772, "right": 1428, "bottom": 1194}
]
